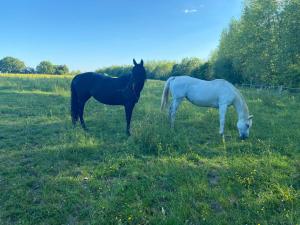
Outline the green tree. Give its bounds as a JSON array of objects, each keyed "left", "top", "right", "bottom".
[
  {"left": 284, "top": 57, "right": 300, "bottom": 88},
  {"left": 213, "top": 0, "right": 300, "bottom": 85},
  {"left": 277, "top": 0, "right": 300, "bottom": 86},
  {"left": 36, "top": 61, "right": 55, "bottom": 74},
  {"left": 213, "top": 57, "right": 243, "bottom": 84},
  {"left": 54, "top": 65, "right": 69, "bottom": 75},
  {"left": 0, "top": 56, "right": 26, "bottom": 73},
  {"left": 192, "top": 62, "right": 213, "bottom": 80},
  {"left": 171, "top": 57, "right": 203, "bottom": 77}
]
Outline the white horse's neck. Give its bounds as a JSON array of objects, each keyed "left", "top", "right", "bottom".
[{"left": 233, "top": 90, "right": 249, "bottom": 121}]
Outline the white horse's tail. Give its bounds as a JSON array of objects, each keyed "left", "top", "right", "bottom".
[{"left": 160, "top": 77, "right": 174, "bottom": 111}]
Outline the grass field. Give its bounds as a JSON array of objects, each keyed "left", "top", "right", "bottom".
[{"left": 0, "top": 74, "right": 299, "bottom": 225}]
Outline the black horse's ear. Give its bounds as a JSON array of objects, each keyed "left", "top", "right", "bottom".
[
  {"left": 133, "top": 59, "right": 137, "bottom": 66},
  {"left": 140, "top": 59, "right": 144, "bottom": 66}
]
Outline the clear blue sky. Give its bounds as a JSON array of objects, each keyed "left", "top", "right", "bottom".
[{"left": 0, "top": 0, "right": 242, "bottom": 71}]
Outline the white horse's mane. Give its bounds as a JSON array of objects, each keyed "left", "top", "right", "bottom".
[{"left": 231, "top": 84, "right": 249, "bottom": 119}]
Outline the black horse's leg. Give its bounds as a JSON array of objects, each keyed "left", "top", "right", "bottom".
[
  {"left": 125, "top": 103, "right": 135, "bottom": 136},
  {"left": 78, "top": 98, "right": 90, "bottom": 131},
  {"left": 78, "top": 102, "right": 87, "bottom": 130}
]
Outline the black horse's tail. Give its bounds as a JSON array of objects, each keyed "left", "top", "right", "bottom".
[{"left": 70, "top": 81, "right": 79, "bottom": 125}]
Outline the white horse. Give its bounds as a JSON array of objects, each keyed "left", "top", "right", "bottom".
[{"left": 161, "top": 76, "right": 253, "bottom": 139}]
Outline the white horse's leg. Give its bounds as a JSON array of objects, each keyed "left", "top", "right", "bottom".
[
  {"left": 169, "top": 98, "right": 183, "bottom": 128},
  {"left": 219, "top": 104, "right": 228, "bottom": 136}
]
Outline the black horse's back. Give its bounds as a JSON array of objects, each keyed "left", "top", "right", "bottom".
[
  {"left": 72, "top": 72, "right": 131, "bottom": 105},
  {"left": 70, "top": 59, "right": 146, "bottom": 135}
]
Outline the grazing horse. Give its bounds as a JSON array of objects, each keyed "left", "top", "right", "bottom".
[
  {"left": 161, "top": 76, "right": 253, "bottom": 139},
  {"left": 71, "top": 59, "right": 146, "bottom": 136}
]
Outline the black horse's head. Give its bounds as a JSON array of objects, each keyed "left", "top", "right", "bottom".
[
  {"left": 131, "top": 59, "right": 146, "bottom": 97},
  {"left": 132, "top": 59, "right": 146, "bottom": 80}
]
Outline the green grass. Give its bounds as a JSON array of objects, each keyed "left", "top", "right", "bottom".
[{"left": 0, "top": 74, "right": 299, "bottom": 225}]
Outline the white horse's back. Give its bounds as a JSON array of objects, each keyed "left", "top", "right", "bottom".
[{"left": 169, "top": 76, "right": 237, "bottom": 108}]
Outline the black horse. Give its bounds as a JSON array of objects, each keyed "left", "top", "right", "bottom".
[{"left": 71, "top": 59, "right": 146, "bottom": 135}]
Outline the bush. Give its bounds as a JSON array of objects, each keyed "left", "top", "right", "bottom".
[
  {"left": 55, "top": 65, "right": 69, "bottom": 75},
  {"left": 170, "top": 57, "right": 203, "bottom": 77},
  {"left": 283, "top": 59, "right": 300, "bottom": 88},
  {"left": 145, "top": 60, "right": 175, "bottom": 80},
  {"left": 21, "top": 67, "right": 35, "bottom": 74},
  {"left": 96, "top": 65, "right": 132, "bottom": 77}
]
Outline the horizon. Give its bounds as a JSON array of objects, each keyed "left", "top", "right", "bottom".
[{"left": 0, "top": 0, "right": 243, "bottom": 72}]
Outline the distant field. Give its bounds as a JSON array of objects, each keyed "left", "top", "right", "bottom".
[{"left": 0, "top": 74, "right": 299, "bottom": 225}]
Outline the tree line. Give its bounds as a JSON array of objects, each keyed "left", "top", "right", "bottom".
[
  {"left": 0, "top": 56, "right": 70, "bottom": 75},
  {"left": 97, "top": 0, "right": 300, "bottom": 88},
  {"left": 96, "top": 58, "right": 209, "bottom": 81},
  {"left": 214, "top": 0, "right": 300, "bottom": 87}
]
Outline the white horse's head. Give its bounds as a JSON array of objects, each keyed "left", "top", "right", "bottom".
[{"left": 237, "top": 115, "right": 253, "bottom": 139}]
